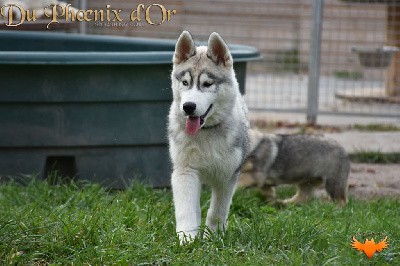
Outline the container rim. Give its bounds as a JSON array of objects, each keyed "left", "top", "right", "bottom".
[{"left": 0, "top": 31, "right": 260, "bottom": 65}]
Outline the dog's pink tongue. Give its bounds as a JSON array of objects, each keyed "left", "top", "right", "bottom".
[{"left": 185, "top": 116, "right": 201, "bottom": 136}]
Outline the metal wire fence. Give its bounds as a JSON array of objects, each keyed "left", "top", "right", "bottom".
[
  {"left": 84, "top": 0, "right": 400, "bottom": 119},
  {"left": 316, "top": 0, "right": 400, "bottom": 118}
]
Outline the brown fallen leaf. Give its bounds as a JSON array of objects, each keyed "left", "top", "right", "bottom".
[{"left": 366, "top": 168, "right": 376, "bottom": 174}]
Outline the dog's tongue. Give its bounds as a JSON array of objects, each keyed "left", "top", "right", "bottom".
[{"left": 185, "top": 116, "right": 201, "bottom": 136}]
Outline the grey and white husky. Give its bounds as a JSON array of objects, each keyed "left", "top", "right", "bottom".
[
  {"left": 168, "top": 31, "right": 249, "bottom": 243},
  {"left": 245, "top": 129, "right": 349, "bottom": 206}
]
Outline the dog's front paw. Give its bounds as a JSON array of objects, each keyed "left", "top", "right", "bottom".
[
  {"left": 205, "top": 218, "right": 226, "bottom": 236},
  {"left": 177, "top": 229, "right": 197, "bottom": 245}
]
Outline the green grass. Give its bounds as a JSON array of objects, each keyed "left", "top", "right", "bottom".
[
  {"left": 333, "top": 70, "right": 364, "bottom": 80},
  {"left": 1, "top": 179, "right": 399, "bottom": 265},
  {"left": 353, "top": 124, "right": 400, "bottom": 132},
  {"left": 350, "top": 150, "right": 400, "bottom": 164},
  {"left": 273, "top": 49, "right": 308, "bottom": 73}
]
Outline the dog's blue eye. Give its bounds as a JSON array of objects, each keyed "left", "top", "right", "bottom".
[
  {"left": 203, "top": 82, "right": 213, "bottom": 88},
  {"left": 182, "top": 80, "right": 189, "bottom": 86}
]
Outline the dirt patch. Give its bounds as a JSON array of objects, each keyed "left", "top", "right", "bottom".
[{"left": 316, "top": 163, "right": 400, "bottom": 200}]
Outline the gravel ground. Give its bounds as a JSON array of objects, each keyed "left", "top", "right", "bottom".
[{"left": 316, "top": 163, "right": 400, "bottom": 200}]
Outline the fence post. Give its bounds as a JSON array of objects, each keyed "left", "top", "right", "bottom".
[{"left": 307, "top": 0, "right": 324, "bottom": 125}]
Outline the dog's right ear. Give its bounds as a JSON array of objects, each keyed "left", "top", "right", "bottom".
[{"left": 173, "top": 31, "right": 196, "bottom": 64}]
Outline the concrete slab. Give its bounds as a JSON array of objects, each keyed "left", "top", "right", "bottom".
[
  {"left": 324, "top": 131, "right": 400, "bottom": 153},
  {"left": 249, "top": 111, "right": 400, "bottom": 127}
]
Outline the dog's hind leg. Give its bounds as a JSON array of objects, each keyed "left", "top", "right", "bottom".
[
  {"left": 206, "top": 175, "right": 238, "bottom": 234},
  {"left": 260, "top": 184, "right": 276, "bottom": 202},
  {"left": 171, "top": 169, "right": 202, "bottom": 243},
  {"left": 282, "top": 179, "right": 322, "bottom": 205},
  {"left": 325, "top": 162, "right": 350, "bottom": 206}
]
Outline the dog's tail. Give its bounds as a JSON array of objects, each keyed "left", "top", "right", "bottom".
[{"left": 248, "top": 128, "right": 265, "bottom": 154}]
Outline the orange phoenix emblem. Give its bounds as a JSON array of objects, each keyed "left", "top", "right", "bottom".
[{"left": 351, "top": 236, "right": 388, "bottom": 259}]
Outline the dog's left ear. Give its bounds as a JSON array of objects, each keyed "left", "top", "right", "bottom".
[{"left": 207, "top": 32, "right": 232, "bottom": 67}]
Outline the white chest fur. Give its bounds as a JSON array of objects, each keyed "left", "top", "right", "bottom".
[{"left": 169, "top": 126, "right": 243, "bottom": 186}]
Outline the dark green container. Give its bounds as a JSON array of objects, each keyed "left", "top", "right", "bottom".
[{"left": 0, "top": 31, "right": 259, "bottom": 188}]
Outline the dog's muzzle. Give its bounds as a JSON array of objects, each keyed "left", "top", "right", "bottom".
[
  {"left": 199, "top": 104, "right": 213, "bottom": 127},
  {"left": 184, "top": 104, "right": 213, "bottom": 136}
]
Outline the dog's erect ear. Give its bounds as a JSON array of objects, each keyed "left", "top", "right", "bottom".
[
  {"left": 207, "top": 32, "right": 232, "bottom": 67},
  {"left": 174, "top": 31, "right": 196, "bottom": 64}
]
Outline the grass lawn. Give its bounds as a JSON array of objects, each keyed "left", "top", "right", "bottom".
[
  {"left": 1, "top": 179, "right": 399, "bottom": 265},
  {"left": 349, "top": 151, "right": 400, "bottom": 164}
]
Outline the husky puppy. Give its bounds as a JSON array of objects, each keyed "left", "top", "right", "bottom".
[
  {"left": 168, "top": 31, "right": 249, "bottom": 243},
  {"left": 246, "top": 129, "right": 349, "bottom": 205}
]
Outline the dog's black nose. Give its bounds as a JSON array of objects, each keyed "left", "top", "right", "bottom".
[{"left": 183, "top": 102, "right": 196, "bottom": 115}]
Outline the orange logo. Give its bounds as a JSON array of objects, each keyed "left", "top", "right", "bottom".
[{"left": 351, "top": 236, "right": 388, "bottom": 259}]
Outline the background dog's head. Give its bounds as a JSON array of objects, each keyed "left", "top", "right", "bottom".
[{"left": 171, "top": 31, "right": 239, "bottom": 136}]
